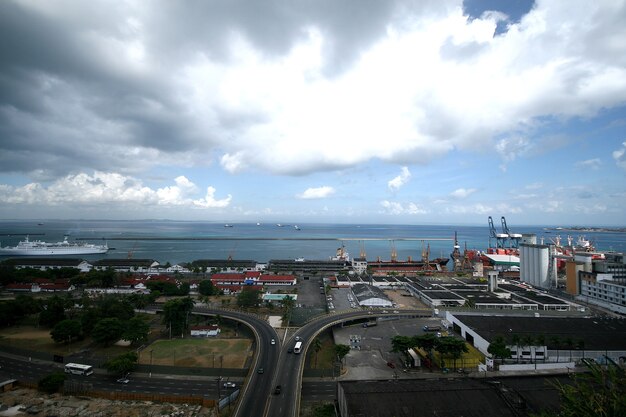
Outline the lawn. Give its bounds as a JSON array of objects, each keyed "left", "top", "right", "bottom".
[{"left": 139, "top": 338, "right": 252, "bottom": 368}]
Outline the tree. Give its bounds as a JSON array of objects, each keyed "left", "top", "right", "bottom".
[
  {"left": 92, "top": 317, "right": 124, "bottom": 346},
  {"left": 550, "top": 335, "right": 561, "bottom": 363},
  {"left": 122, "top": 316, "right": 150, "bottom": 346},
  {"left": 104, "top": 352, "right": 139, "bottom": 377},
  {"left": 38, "top": 372, "right": 66, "bottom": 394},
  {"left": 510, "top": 334, "right": 521, "bottom": 362},
  {"left": 281, "top": 296, "right": 295, "bottom": 324},
  {"left": 334, "top": 344, "right": 351, "bottom": 364},
  {"left": 95, "top": 295, "right": 135, "bottom": 321},
  {"left": 198, "top": 280, "right": 216, "bottom": 296},
  {"left": 312, "top": 337, "right": 323, "bottom": 369},
  {"left": 162, "top": 297, "right": 194, "bottom": 337},
  {"left": 522, "top": 335, "right": 535, "bottom": 363},
  {"left": 50, "top": 319, "right": 82, "bottom": 344},
  {"left": 537, "top": 362, "right": 626, "bottom": 417},
  {"left": 435, "top": 337, "right": 468, "bottom": 370},
  {"left": 391, "top": 336, "right": 416, "bottom": 354},
  {"left": 488, "top": 336, "right": 512, "bottom": 365},
  {"left": 236, "top": 288, "right": 261, "bottom": 308},
  {"left": 39, "top": 295, "right": 69, "bottom": 328}
]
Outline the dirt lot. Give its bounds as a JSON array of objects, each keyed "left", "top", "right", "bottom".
[
  {"left": 0, "top": 388, "right": 215, "bottom": 417},
  {"left": 384, "top": 288, "right": 430, "bottom": 309}
]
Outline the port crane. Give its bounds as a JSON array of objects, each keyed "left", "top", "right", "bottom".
[
  {"left": 501, "top": 216, "right": 522, "bottom": 248},
  {"left": 488, "top": 216, "right": 508, "bottom": 248}
]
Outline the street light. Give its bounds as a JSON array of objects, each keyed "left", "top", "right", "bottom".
[{"left": 149, "top": 349, "right": 153, "bottom": 378}]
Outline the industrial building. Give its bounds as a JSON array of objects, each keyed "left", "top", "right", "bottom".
[
  {"left": 519, "top": 243, "right": 557, "bottom": 289},
  {"left": 337, "top": 376, "right": 566, "bottom": 417}
]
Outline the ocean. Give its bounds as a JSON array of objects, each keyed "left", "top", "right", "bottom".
[{"left": 0, "top": 220, "right": 625, "bottom": 265}]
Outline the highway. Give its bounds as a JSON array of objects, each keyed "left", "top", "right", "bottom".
[{"left": 1, "top": 307, "right": 430, "bottom": 417}]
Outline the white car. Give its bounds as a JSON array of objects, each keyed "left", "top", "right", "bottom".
[
  {"left": 223, "top": 382, "right": 236, "bottom": 388},
  {"left": 295, "top": 336, "right": 301, "bottom": 341},
  {"left": 116, "top": 378, "right": 130, "bottom": 384},
  {"left": 271, "top": 339, "right": 276, "bottom": 345}
]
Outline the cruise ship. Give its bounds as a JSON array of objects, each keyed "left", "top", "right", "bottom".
[{"left": 0, "top": 236, "right": 109, "bottom": 256}]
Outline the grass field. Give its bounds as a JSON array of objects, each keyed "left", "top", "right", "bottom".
[
  {"left": 140, "top": 338, "right": 252, "bottom": 368},
  {"left": 0, "top": 325, "right": 253, "bottom": 369}
]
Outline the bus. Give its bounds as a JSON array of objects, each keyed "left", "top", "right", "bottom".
[
  {"left": 64, "top": 363, "right": 94, "bottom": 376},
  {"left": 293, "top": 341, "right": 302, "bottom": 354}
]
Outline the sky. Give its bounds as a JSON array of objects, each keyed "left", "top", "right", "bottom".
[{"left": 0, "top": 0, "right": 625, "bottom": 226}]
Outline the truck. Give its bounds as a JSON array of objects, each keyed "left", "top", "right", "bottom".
[
  {"left": 423, "top": 325, "right": 441, "bottom": 332},
  {"left": 362, "top": 321, "right": 377, "bottom": 328}
]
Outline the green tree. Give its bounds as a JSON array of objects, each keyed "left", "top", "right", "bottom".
[
  {"left": 79, "top": 308, "right": 102, "bottom": 335},
  {"left": 39, "top": 295, "right": 69, "bottom": 328},
  {"left": 236, "top": 288, "right": 261, "bottom": 308},
  {"left": 38, "top": 372, "right": 66, "bottom": 394},
  {"left": 122, "top": 316, "right": 150, "bottom": 346},
  {"left": 96, "top": 295, "right": 135, "bottom": 321},
  {"left": 334, "top": 344, "right": 351, "bottom": 363},
  {"left": 312, "top": 337, "right": 323, "bottom": 369},
  {"left": 435, "top": 337, "right": 468, "bottom": 370},
  {"left": 487, "top": 336, "right": 512, "bottom": 364},
  {"left": 162, "top": 297, "right": 194, "bottom": 337},
  {"left": 281, "top": 296, "right": 295, "bottom": 324},
  {"left": 92, "top": 317, "right": 124, "bottom": 346},
  {"left": 104, "top": 352, "right": 139, "bottom": 377},
  {"left": 536, "top": 362, "right": 626, "bottom": 417},
  {"left": 391, "top": 335, "right": 416, "bottom": 354},
  {"left": 198, "top": 280, "right": 216, "bottom": 296},
  {"left": 50, "top": 319, "right": 82, "bottom": 344}
]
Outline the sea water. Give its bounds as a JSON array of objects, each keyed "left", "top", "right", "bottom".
[{"left": 0, "top": 220, "right": 624, "bottom": 265}]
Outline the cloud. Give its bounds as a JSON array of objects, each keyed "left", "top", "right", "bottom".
[
  {"left": 380, "top": 200, "right": 428, "bottom": 215},
  {"left": 0, "top": 1, "right": 625, "bottom": 181},
  {"left": 495, "top": 137, "right": 531, "bottom": 171},
  {"left": 297, "top": 186, "right": 335, "bottom": 199},
  {"left": 0, "top": 172, "right": 231, "bottom": 208},
  {"left": 388, "top": 167, "right": 411, "bottom": 191},
  {"left": 613, "top": 141, "right": 626, "bottom": 170},
  {"left": 449, "top": 188, "right": 477, "bottom": 199},
  {"left": 575, "top": 158, "right": 602, "bottom": 170}
]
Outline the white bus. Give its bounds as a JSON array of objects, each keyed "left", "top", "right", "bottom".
[
  {"left": 64, "top": 363, "right": 94, "bottom": 376},
  {"left": 293, "top": 341, "right": 302, "bottom": 354}
]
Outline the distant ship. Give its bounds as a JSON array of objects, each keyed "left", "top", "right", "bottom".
[
  {"left": 294, "top": 225, "right": 300, "bottom": 230},
  {"left": 0, "top": 236, "right": 109, "bottom": 256},
  {"left": 224, "top": 224, "right": 234, "bottom": 228}
]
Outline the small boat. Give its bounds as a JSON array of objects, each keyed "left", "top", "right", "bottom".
[
  {"left": 294, "top": 225, "right": 300, "bottom": 230},
  {"left": 224, "top": 224, "right": 233, "bottom": 228}
]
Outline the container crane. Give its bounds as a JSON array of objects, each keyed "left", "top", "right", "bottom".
[{"left": 502, "top": 216, "right": 522, "bottom": 248}]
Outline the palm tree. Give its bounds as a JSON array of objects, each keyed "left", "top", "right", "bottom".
[
  {"left": 550, "top": 335, "right": 561, "bottom": 363},
  {"left": 564, "top": 337, "right": 574, "bottom": 362},
  {"left": 535, "top": 334, "right": 546, "bottom": 362},
  {"left": 510, "top": 334, "right": 521, "bottom": 363},
  {"left": 522, "top": 335, "right": 534, "bottom": 363},
  {"left": 312, "top": 337, "right": 323, "bottom": 369},
  {"left": 576, "top": 339, "right": 586, "bottom": 360}
]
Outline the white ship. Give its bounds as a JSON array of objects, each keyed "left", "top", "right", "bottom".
[{"left": 0, "top": 236, "right": 109, "bottom": 256}]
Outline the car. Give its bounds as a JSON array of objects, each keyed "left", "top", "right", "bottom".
[
  {"left": 386, "top": 361, "right": 395, "bottom": 369},
  {"left": 274, "top": 385, "right": 282, "bottom": 395},
  {"left": 116, "top": 378, "right": 130, "bottom": 384},
  {"left": 223, "top": 382, "right": 236, "bottom": 388},
  {"left": 287, "top": 347, "right": 293, "bottom": 353},
  {"left": 271, "top": 339, "right": 275, "bottom": 345},
  {"left": 257, "top": 367, "right": 264, "bottom": 374},
  {"left": 295, "top": 336, "right": 301, "bottom": 341}
]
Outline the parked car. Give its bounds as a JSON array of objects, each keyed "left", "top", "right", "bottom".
[{"left": 223, "top": 382, "right": 236, "bottom": 388}]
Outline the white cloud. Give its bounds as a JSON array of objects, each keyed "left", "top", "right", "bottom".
[
  {"left": 525, "top": 182, "right": 543, "bottom": 190},
  {"left": 496, "top": 137, "right": 531, "bottom": 171},
  {"left": 297, "top": 186, "right": 335, "bottom": 199},
  {"left": 0, "top": 172, "right": 231, "bottom": 208},
  {"left": 613, "top": 141, "right": 626, "bottom": 170},
  {"left": 380, "top": 200, "right": 428, "bottom": 215},
  {"left": 449, "top": 188, "right": 477, "bottom": 199},
  {"left": 445, "top": 203, "right": 522, "bottom": 215},
  {"left": 575, "top": 158, "right": 602, "bottom": 170},
  {"left": 388, "top": 167, "right": 411, "bottom": 191}
]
